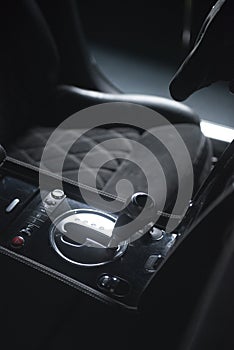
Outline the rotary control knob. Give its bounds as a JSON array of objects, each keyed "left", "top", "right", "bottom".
[{"left": 51, "top": 189, "right": 65, "bottom": 200}]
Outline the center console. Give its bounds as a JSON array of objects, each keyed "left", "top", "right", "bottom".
[
  {"left": 0, "top": 141, "right": 233, "bottom": 310},
  {"left": 0, "top": 156, "right": 178, "bottom": 310}
]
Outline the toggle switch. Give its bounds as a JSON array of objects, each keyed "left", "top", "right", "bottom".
[{"left": 5, "top": 198, "right": 20, "bottom": 213}]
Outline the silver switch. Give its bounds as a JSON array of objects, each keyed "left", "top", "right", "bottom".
[{"left": 5, "top": 198, "right": 20, "bottom": 213}]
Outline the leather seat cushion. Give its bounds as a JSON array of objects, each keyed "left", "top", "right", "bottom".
[
  {"left": 8, "top": 127, "right": 141, "bottom": 191},
  {"left": 7, "top": 124, "right": 212, "bottom": 213}
]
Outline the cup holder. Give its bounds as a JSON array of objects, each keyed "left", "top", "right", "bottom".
[{"left": 50, "top": 209, "right": 128, "bottom": 266}]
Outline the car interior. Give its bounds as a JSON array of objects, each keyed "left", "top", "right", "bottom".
[{"left": 0, "top": 1, "right": 234, "bottom": 349}]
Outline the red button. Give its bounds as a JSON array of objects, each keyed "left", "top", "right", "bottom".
[{"left": 11, "top": 236, "right": 25, "bottom": 248}]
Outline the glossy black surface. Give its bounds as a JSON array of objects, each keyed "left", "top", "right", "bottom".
[{"left": 0, "top": 159, "right": 178, "bottom": 309}]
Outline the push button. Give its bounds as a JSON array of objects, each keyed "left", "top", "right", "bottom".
[
  {"left": 44, "top": 199, "right": 56, "bottom": 206},
  {"left": 98, "top": 275, "right": 119, "bottom": 293},
  {"left": 20, "top": 228, "right": 32, "bottom": 236},
  {"left": 149, "top": 227, "right": 164, "bottom": 240},
  {"left": 11, "top": 236, "right": 25, "bottom": 249},
  {"left": 97, "top": 274, "right": 130, "bottom": 296}
]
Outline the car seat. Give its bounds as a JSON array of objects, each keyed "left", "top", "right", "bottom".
[{"left": 0, "top": 0, "right": 212, "bottom": 219}]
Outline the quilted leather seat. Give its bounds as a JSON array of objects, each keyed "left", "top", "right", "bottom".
[
  {"left": 8, "top": 122, "right": 211, "bottom": 215},
  {"left": 8, "top": 127, "right": 141, "bottom": 191}
]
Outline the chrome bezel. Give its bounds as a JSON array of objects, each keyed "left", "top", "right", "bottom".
[{"left": 50, "top": 208, "right": 128, "bottom": 267}]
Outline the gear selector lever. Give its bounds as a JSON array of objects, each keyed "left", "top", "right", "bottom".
[
  {"left": 109, "top": 192, "right": 156, "bottom": 247},
  {"left": 50, "top": 193, "right": 156, "bottom": 265}
]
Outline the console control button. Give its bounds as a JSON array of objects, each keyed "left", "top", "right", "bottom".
[
  {"left": 11, "top": 236, "right": 25, "bottom": 249},
  {"left": 149, "top": 227, "right": 164, "bottom": 240},
  {"left": 98, "top": 275, "right": 118, "bottom": 293},
  {"left": 44, "top": 199, "right": 56, "bottom": 206},
  {"left": 42, "top": 191, "right": 66, "bottom": 214},
  {"left": 145, "top": 254, "right": 162, "bottom": 272},
  {"left": 97, "top": 274, "right": 130, "bottom": 296},
  {"left": 26, "top": 217, "right": 40, "bottom": 228},
  {"left": 26, "top": 223, "right": 39, "bottom": 231},
  {"left": 51, "top": 189, "right": 65, "bottom": 200},
  {"left": 38, "top": 206, "right": 47, "bottom": 214},
  {"left": 31, "top": 211, "right": 47, "bottom": 223},
  {"left": 5, "top": 198, "right": 20, "bottom": 213},
  {"left": 20, "top": 228, "right": 32, "bottom": 236}
]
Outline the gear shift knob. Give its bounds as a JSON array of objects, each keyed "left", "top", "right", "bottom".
[
  {"left": 123, "top": 192, "right": 155, "bottom": 218},
  {"left": 109, "top": 192, "right": 156, "bottom": 247}
]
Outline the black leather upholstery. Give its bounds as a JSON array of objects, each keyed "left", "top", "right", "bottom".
[
  {"left": 8, "top": 126, "right": 141, "bottom": 191},
  {"left": 8, "top": 122, "right": 212, "bottom": 215},
  {"left": 49, "top": 85, "right": 201, "bottom": 126}
]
